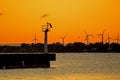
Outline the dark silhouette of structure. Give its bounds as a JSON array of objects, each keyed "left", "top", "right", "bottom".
[
  {"left": 60, "top": 36, "right": 67, "bottom": 46},
  {"left": 0, "top": 53, "right": 55, "bottom": 69},
  {"left": 97, "top": 29, "right": 105, "bottom": 44},
  {"left": 106, "top": 33, "right": 112, "bottom": 44},
  {"left": 0, "top": 22, "right": 56, "bottom": 69},
  {"left": 42, "top": 22, "right": 52, "bottom": 54},
  {"left": 84, "top": 31, "right": 93, "bottom": 45},
  {"left": 32, "top": 33, "right": 39, "bottom": 44},
  {"left": 114, "top": 34, "right": 120, "bottom": 44},
  {"left": 0, "top": 42, "right": 120, "bottom": 53}
]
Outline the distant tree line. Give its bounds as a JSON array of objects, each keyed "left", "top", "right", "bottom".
[{"left": 0, "top": 42, "right": 120, "bottom": 53}]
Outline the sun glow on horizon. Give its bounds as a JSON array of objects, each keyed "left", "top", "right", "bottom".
[{"left": 0, "top": 0, "right": 120, "bottom": 44}]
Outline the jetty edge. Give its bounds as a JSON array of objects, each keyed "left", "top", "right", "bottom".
[{"left": 0, "top": 53, "right": 56, "bottom": 69}]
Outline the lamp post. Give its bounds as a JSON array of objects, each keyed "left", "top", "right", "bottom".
[{"left": 42, "top": 22, "right": 52, "bottom": 54}]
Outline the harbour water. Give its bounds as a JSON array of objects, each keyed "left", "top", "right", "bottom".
[{"left": 0, "top": 53, "right": 120, "bottom": 80}]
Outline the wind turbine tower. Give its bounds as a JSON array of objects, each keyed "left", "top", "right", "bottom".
[
  {"left": 60, "top": 36, "right": 67, "bottom": 46},
  {"left": 114, "top": 34, "right": 120, "bottom": 44},
  {"left": 97, "top": 30, "right": 105, "bottom": 44},
  {"left": 106, "top": 33, "right": 111, "bottom": 44},
  {"left": 32, "top": 33, "right": 38, "bottom": 44},
  {"left": 84, "top": 31, "right": 93, "bottom": 45},
  {"left": 42, "top": 22, "right": 52, "bottom": 54}
]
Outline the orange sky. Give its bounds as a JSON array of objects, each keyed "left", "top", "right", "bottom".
[{"left": 0, "top": 0, "right": 120, "bottom": 44}]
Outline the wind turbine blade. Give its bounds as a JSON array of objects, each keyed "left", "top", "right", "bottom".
[
  {"left": 97, "top": 34, "right": 101, "bottom": 38},
  {"left": 84, "top": 30, "right": 87, "bottom": 35},
  {"left": 84, "top": 36, "right": 88, "bottom": 41},
  {"left": 64, "top": 35, "right": 67, "bottom": 38},
  {"left": 102, "top": 29, "right": 105, "bottom": 34},
  {"left": 84, "top": 39, "right": 87, "bottom": 41}
]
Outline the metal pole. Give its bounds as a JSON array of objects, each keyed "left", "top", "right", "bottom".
[
  {"left": 63, "top": 38, "right": 64, "bottom": 46},
  {"left": 42, "top": 22, "right": 52, "bottom": 54},
  {"left": 44, "top": 31, "right": 48, "bottom": 54}
]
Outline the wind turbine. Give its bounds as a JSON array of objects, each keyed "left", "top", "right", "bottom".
[
  {"left": 114, "top": 34, "right": 120, "bottom": 44},
  {"left": 32, "top": 33, "right": 39, "bottom": 44},
  {"left": 106, "top": 33, "right": 111, "bottom": 44},
  {"left": 60, "top": 36, "right": 67, "bottom": 46},
  {"left": 84, "top": 31, "right": 93, "bottom": 45},
  {"left": 97, "top": 29, "right": 105, "bottom": 44}
]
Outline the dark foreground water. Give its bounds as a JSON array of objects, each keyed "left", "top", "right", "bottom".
[{"left": 0, "top": 53, "right": 120, "bottom": 80}]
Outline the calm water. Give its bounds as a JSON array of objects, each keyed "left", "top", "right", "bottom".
[{"left": 0, "top": 53, "right": 120, "bottom": 80}]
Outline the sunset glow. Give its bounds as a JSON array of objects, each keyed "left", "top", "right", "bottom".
[{"left": 0, "top": 0, "right": 120, "bottom": 44}]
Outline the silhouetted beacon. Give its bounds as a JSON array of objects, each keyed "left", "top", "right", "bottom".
[{"left": 0, "top": 22, "right": 56, "bottom": 69}]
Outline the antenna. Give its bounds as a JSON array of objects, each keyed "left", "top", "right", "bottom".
[
  {"left": 60, "top": 36, "right": 67, "bottom": 46},
  {"left": 84, "top": 30, "right": 93, "bottom": 45},
  {"left": 42, "top": 22, "right": 53, "bottom": 54},
  {"left": 32, "top": 33, "right": 39, "bottom": 44},
  {"left": 97, "top": 29, "right": 105, "bottom": 44}
]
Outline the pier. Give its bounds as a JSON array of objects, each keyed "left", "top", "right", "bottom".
[
  {"left": 0, "top": 53, "right": 56, "bottom": 69},
  {"left": 0, "top": 22, "right": 56, "bottom": 69}
]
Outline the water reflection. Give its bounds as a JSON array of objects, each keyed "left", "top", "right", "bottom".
[{"left": 0, "top": 53, "right": 120, "bottom": 80}]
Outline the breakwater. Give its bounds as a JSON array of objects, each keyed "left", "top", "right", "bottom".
[{"left": 0, "top": 53, "right": 56, "bottom": 69}]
